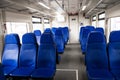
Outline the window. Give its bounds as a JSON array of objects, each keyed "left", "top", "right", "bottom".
[
  {"left": 6, "top": 22, "right": 29, "bottom": 43},
  {"left": 92, "top": 15, "right": 96, "bottom": 27},
  {"left": 32, "top": 16, "right": 42, "bottom": 23},
  {"left": 111, "top": 17, "right": 120, "bottom": 31},
  {"left": 98, "top": 12, "right": 105, "bottom": 30},
  {"left": 32, "top": 16, "right": 43, "bottom": 32},
  {"left": 44, "top": 18, "right": 49, "bottom": 24},
  {"left": 98, "top": 12, "right": 105, "bottom": 20},
  {"left": 44, "top": 18, "right": 50, "bottom": 29}
]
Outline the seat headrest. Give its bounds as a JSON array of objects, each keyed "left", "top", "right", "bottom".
[
  {"left": 22, "top": 33, "right": 37, "bottom": 44},
  {"left": 109, "top": 31, "right": 120, "bottom": 42},
  {"left": 95, "top": 28, "right": 104, "bottom": 33},
  {"left": 5, "top": 33, "right": 20, "bottom": 44},
  {"left": 55, "top": 28, "right": 63, "bottom": 36},
  {"left": 86, "top": 26, "right": 95, "bottom": 31},
  {"left": 44, "top": 28, "right": 52, "bottom": 33},
  {"left": 40, "top": 33, "right": 54, "bottom": 44},
  {"left": 82, "top": 28, "right": 91, "bottom": 37},
  {"left": 34, "top": 30, "right": 41, "bottom": 36},
  {"left": 88, "top": 31, "right": 105, "bottom": 44}
]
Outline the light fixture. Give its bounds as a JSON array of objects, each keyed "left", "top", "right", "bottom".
[
  {"left": 82, "top": 6, "right": 86, "bottom": 11},
  {"left": 38, "top": 2, "right": 50, "bottom": 9}
]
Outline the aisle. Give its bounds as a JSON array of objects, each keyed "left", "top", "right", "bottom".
[{"left": 54, "top": 44, "right": 88, "bottom": 80}]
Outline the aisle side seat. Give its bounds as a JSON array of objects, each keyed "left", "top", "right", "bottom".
[
  {"left": 2, "top": 34, "right": 20, "bottom": 76},
  {"left": 86, "top": 31, "right": 114, "bottom": 80},
  {"left": 34, "top": 30, "right": 41, "bottom": 45},
  {"left": 108, "top": 31, "right": 120, "bottom": 80},
  {"left": 31, "top": 33, "right": 56, "bottom": 79}
]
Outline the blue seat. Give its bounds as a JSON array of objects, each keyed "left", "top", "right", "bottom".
[
  {"left": 34, "top": 30, "right": 41, "bottom": 45},
  {"left": 2, "top": 34, "right": 20, "bottom": 76},
  {"left": 95, "top": 28, "right": 104, "bottom": 34},
  {"left": 31, "top": 33, "right": 56, "bottom": 79},
  {"left": 10, "top": 33, "right": 37, "bottom": 77},
  {"left": 61, "top": 27, "right": 68, "bottom": 45},
  {"left": 81, "top": 28, "right": 91, "bottom": 53},
  {"left": 86, "top": 31, "right": 114, "bottom": 80},
  {"left": 55, "top": 28, "right": 64, "bottom": 53},
  {"left": 79, "top": 27, "right": 85, "bottom": 43},
  {"left": 86, "top": 26, "right": 95, "bottom": 31},
  {"left": 0, "top": 64, "right": 6, "bottom": 80},
  {"left": 64, "top": 27, "right": 69, "bottom": 41},
  {"left": 108, "top": 31, "right": 120, "bottom": 80},
  {"left": 51, "top": 27, "right": 57, "bottom": 35}
]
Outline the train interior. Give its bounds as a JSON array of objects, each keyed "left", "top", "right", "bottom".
[{"left": 0, "top": 0, "right": 120, "bottom": 80}]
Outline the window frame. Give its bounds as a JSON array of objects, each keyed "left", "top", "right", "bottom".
[
  {"left": 98, "top": 12, "right": 105, "bottom": 20},
  {"left": 44, "top": 18, "right": 49, "bottom": 24},
  {"left": 32, "top": 16, "right": 42, "bottom": 24}
]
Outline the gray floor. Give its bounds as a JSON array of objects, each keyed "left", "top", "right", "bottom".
[{"left": 54, "top": 44, "right": 88, "bottom": 80}]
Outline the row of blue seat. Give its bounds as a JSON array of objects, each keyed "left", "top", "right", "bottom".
[
  {"left": 86, "top": 31, "right": 120, "bottom": 80},
  {"left": 79, "top": 26, "right": 104, "bottom": 54},
  {"left": 1, "top": 32, "right": 56, "bottom": 79},
  {"left": 34, "top": 27, "right": 69, "bottom": 53}
]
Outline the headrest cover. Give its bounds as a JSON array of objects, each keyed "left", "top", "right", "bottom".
[
  {"left": 86, "top": 26, "right": 95, "bottom": 31},
  {"left": 82, "top": 28, "right": 91, "bottom": 37},
  {"left": 22, "top": 33, "right": 37, "bottom": 44},
  {"left": 34, "top": 30, "right": 41, "bottom": 36},
  {"left": 88, "top": 31, "right": 105, "bottom": 44},
  {"left": 109, "top": 31, "right": 120, "bottom": 42},
  {"left": 40, "top": 33, "right": 54, "bottom": 44},
  {"left": 5, "top": 33, "right": 20, "bottom": 44},
  {"left": 55, "top": 28, "right": 63, "bottom": 36},
  {"left": 95, "top": 28, "right": 104, "bottom": 33},
  {"left": 44, "top": 28, "right": 52, "bottom": 33}
]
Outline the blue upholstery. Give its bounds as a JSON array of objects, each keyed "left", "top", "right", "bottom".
[
  {"left": 51, "top": 27, "right": 57, "bottom": 35},
  {"left": 79, "top": 27, "right": 85, "bottom": 43},
  {"left": 0, "top": 64, "right": 6, "bottom": 80},
  {"left": 95, "top": 28, "right": 104, "bottom": 34},
  {"left": 81, "top": 28, "right": 91, "bottom": 53},
  {"left": 10, "top": 33, "right": 37, "bottom": 77},
  {"left": 108, "top": 31, "right": 120, "bottom": 80},
  {"left": 31, "top": 33, "right": 56, "bottom": 78},
  {"left": 55, "top": 28, "right": 64, "bottom": 53},
  {"left": 2, "top": 34, "right": 20, "bottom": 76},
  {"left": 86, "top": 32, "right": 114, "bottom": 80},
  {"left": 34, "top": 30, "right": 41, "bottom": 45},
  {"left": 62, "top": 27, "right": 68, "bottom": 44},
  {"left": 86, "top": 26, "right": 95, "bottom": 31},
  {"left": 64, "top": 27, "right": 69, "bottom": 41}
]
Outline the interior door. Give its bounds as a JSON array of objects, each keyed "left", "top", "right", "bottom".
[{"left": 69, "top": 16, "right": 79, "bottom": 43}]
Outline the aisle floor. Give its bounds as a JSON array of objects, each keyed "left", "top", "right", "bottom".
[{"left": 54, "top": 44, "right": 88, "bottom": 80}]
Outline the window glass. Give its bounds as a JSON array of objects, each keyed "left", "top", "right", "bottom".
[
  {"left": 98, "top": 20, "right": 105, "bottom": 30},
  {"left": 32, "top": 17, "right": 42, "bottom": 23},
  {"left": 111, "top": 17, "right": 120, "bottom": 31},
  {"left": 98, "top": 13, "right": 105, "bottom": 19},
  {"left": 92, "top": 21, "right": 96, "bottom": 27},
  {"left": 6, "top": 22, "right": 29, "bottom": 43}
]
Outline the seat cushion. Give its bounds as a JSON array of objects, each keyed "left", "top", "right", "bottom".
[
  {"left": 88, "top": 69, "right": 114, "bottom": 80},
  {"left": 10, "top": 67, "right": 34, "bottom": 77},
  {"left": 3, "top": 66, "right": 17, "bottom": 75},
  {"left": 31, "top": 68, "right": 55, "bottom": 78}
]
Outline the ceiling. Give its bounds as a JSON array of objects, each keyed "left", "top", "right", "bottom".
[{"left": 0, "top": 0, "right": 120, "bottom": 17}]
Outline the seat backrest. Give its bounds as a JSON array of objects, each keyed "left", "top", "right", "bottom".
[
  {"left": 19, "top": 33, "right": 37, "bottom": 68},
  {"left": 51, "top": 27, "right": 57, "bottom": 34},
  {"left": 34, "top": 30, "right": 41, "bottom": 45},
  {"left": 108, "top": 31, "right": 120, "bottom": 70},
  {"left": 64, "top": 27, "right": 69, "bottom": 40},
  {"left": 0, "top": 64, "right": 5, "bottom": 80},
  {"left": 95, "top": 27, "right": 104, "bottom": 34},
  {"left": 86, "top": 26, "right": 95, "bottom": 31},
  {"left": 37, "top": 33, "right": 56, "bottom": 69},
  {"left": 79, "top": 27, "right": 85, "bottom": 42},
  {"left": 81, "top": 28, "right": 91, "bottom": 45},
  {"left": 62, "top": 27, "right": 68, "bottom": 43},
  {"left": 2, "top": 34, "right": 20, "bottom": 67},
  {"left": 86, "top": 31, "right": 108, "bottom": 70}
]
